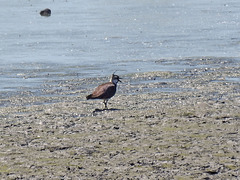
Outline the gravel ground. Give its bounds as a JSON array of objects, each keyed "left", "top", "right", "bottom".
[{"left": 0, "top": 60, "right": 239, "bottom": 179}]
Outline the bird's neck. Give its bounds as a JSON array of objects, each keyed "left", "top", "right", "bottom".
[{"left": 111, "top": 79, "right": 118, "bottom": 85}]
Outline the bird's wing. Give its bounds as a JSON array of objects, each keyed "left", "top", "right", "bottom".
[{"left": 91, "top": 82, "right": 116, "bottom": 99}]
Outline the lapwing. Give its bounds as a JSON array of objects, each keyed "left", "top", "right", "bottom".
[{"left": 86, "top": 73, "right": 122, "bottom": 109}]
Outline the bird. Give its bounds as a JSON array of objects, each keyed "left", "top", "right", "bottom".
[{"left": 86, "top": 73, "right": 122, "bottom": 109}]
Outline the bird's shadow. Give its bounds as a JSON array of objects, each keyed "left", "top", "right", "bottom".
[{"left": 93, "top": 108, "right": 121, "bottom": 113}]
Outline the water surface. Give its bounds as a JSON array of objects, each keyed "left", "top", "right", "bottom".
[{"left": 0, "top": 0, "right": 240, "bottom": 93}]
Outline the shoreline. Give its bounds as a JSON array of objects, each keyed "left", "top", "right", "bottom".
[{"left": 0, "top": 64, "right": 239, "bottom": 179}]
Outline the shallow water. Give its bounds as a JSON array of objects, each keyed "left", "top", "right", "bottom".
[{"left": 0, "top": 0, "right": 240, "bottom": 93}]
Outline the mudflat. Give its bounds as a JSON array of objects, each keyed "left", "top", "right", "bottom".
[{"left": 0, "top": 60, "right": 239, "bottom": 179}]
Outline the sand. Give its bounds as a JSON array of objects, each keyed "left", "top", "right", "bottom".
[{"left": 0, "top": 61, "right": 239, "bottom": 179}]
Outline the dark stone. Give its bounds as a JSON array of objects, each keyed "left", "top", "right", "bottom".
[{"left": 40, "top": 8, "right": 51, "bottom": 17}]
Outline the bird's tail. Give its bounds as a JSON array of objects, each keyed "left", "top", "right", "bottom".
[{"left": 86, "top": 94, "right": 92, "bottom": 100}]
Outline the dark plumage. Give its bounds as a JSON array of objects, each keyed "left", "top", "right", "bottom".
[
  {"left": 86, "top": 82, "right": 116, "bottom": 100},
  {"left": 86, "top": 74, "right": 121, "bottom": 109}
]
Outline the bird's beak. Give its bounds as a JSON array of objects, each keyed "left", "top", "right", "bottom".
[{"left": 118, "top": 78, "right": 122, "bottom": 83}]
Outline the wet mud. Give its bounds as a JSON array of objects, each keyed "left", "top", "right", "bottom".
[{"left": 0, "top": 61, "right": 239, "bottom": 179}]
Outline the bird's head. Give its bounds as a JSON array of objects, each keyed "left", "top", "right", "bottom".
[{"left": 110, "top": 73, "right": 122, "bottom": 84}]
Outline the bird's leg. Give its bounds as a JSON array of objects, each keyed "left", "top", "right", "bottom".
[{"left": 103, "top": 99, "right": 108, "bottom": 109}]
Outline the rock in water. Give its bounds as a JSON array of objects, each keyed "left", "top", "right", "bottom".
[{"left": 40, "top": 8, "right": 51, "bottom": 17}]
